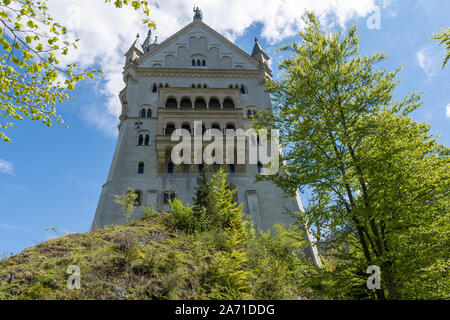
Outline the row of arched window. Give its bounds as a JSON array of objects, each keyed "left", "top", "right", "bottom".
[
  {"left": 191, "top": 83, "right": 208, "bottom": 88},
  {"left": 164, "top": 122, "right": 236, "bottom": 135},
  {"left": 151, "top": 82, "right": 169, "bottom": 93},
  {"left": 140, "top": 108, "right": 152, "bottom": 118},
  {"left": 165, "top": 97, "right": 235, "bottom": 109},
  {"left": 151, "top": 83, "right": 248, "bottom": 93},
  {"left": 229, "top": 84, "right": 248, "bottom": 94},
  {"left": 192, "top": 59, "right": 206, "bottom": 66},
  {"left": 137, "top": 134, "right": 150, "bottom": 146},
  {"left": 163, "top": 162, "right": 263, "bottom": 174}
]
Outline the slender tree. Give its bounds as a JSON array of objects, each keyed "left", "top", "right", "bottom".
[{"left": 254, "top": 13, "right": 449, "bottom": 299}]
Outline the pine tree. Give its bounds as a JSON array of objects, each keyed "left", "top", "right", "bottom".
[{"left": 192, "top": 165, "right": 218, "bottom": 229}]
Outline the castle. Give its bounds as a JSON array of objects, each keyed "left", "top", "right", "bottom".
[{"left": 92, "top": 8, "right": 320, "bottom": 265}]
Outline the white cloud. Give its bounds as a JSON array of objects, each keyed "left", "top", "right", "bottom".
[
  {"left": 416, "top": 47, "right": 441, "bottom": 78},
  {"left": 446, "top": 104, "right": 450, "bottom": 119},
  {"left": 45, "top": 0, "right": 390, "bottom": 136},
  {"left": 0, "top": 158, "right": 14, "bottom": 175}
]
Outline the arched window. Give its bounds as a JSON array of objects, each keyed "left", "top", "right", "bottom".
[
  {"left": 211, "top": 123, "right": 221, "bottom": 130},
  {"left": 240, "top": 85, "right": 246, "bottom": 94},
  {"left": 229, "top": 84, "right": 233, "bottom": 89},
  {"left": 191, "top": 83, "right": 196, "bottom": 88},
  {"left": 209, "top": 98, "right": 220, "bottom": 109},
  {"left": 247, "top": 109, "right": 255, "bottom": 119},
  {"left": 140, "top": 109, "right": 146, "bottom": 118},
  {"left": 181, "top": 123, "right": 191, "bottom": 134},
  {"left": 192, "top": 59, "right": 196, "bottom": 66},
  {"left": 134, "top": 190, "right": 142, "bottom": 206},
  {"left": 152, "top": 83, "right": 157, "bottom": 93},
  {"left": 197, "top": 83, "right": 201, "bottom": 88},
  {"left": 144, "top": 134, "right": 150, "bottom": 145},
  {"left": 138, "top": 162, "right": 144, "bottom": 174},
  {"left": 223, "top": 98, "right": 235, "bottom": 109},
  {"left": 203, "top": 84, "right": 207, "bottom": 88},
  {"left": 235, "top": 84, "right": 239, "bottom": 89},
  {"left": 138, "top": 134, "right": 144, "bottom": 146},
  {"left": 226, "top": 123, "right": 236, "bottom": 130},
  {"left": 202, "top": 59, "right": 206, "bottom": 66},
  {"left": 167, "top": 161, "right": 174, "bottom": 174},
  {"left": 147, "top": 108, "right": 152, "bottom": 118},
  {"left": 180, "top": 97, "right": 192, "bottom": 108},
  {"left": 159, "top": 83, "right": 163, "bottom": 88},
  {"left": 194, "top": 98, "right": 206, "bottom": 109},
  {"left": 196, "top": 59, "right": 201, "bottom": 66},
  {"left": 165, "top": 124, "right": 175, "bottom": 135},
  {"left": 165, "top": 83, "right": 169, "bottom": 88},
  {"left": 165, "top": 97, "right": 177, "bottom": 108}
]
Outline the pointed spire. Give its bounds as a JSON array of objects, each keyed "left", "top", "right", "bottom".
[{"left": 251, "top": 37, "right": 263, "bottom": 57}]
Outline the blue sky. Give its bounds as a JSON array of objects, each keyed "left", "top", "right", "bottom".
[{"left": 0, "top": 0, "right": 449, "bottom": 255}]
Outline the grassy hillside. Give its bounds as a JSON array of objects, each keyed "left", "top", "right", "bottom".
[{"left": 0, "top": 211, "right": 319, "bottom": 300}]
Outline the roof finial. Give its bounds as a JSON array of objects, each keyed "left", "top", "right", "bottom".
[{"left": 193, "top": 6, "right": 203, "bottom": 21}]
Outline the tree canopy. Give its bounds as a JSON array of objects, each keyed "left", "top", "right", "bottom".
[
  {"left": 254, "top": 12, "right": 449, "bottom": 299},
  {"left": 0, "top": 0, "right": 154, "bottom": 142}
]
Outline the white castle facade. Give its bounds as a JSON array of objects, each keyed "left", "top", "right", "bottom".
[{"left": 92, "top": 9, "right": 320, "bottom": 265}]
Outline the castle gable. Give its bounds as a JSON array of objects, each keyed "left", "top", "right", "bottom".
[{"left": 137, "top": 21, "right": 260, "bottom": 71}]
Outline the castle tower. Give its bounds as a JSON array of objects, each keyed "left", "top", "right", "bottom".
[{"left": 92, "top": 8, "right": 321, "bottom": 265}]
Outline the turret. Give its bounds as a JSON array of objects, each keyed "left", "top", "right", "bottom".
[
  {"left": 124, "top": 33, "right": 144, "bottom": 65},
  {"left": 251, "top": 38, "right": 272, "bottom": 77},
  {"left": 142, "top": 29, "right": 158, "bottom": 53}
]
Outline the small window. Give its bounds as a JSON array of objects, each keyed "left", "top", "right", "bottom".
[
  {"left": 144, "top": 135, "right": 150, "bottom": 146},
  {"left": 167, "top": 162, "right": 174, "bottom": 174},
  {"left": 229, "top": 84, "right": 233, "bottom": 89},
  {"left": 138, "top": 134, "right": 144, "bottom": 146},
  {"left": 138, "top": 162, "right": 144, "bottom": 174},
  {"left": 240, "top": 85, "right": 246, "bottom": 94},
  {"left": 247, "top": 109, "right": 255, "bottom": 119},
  {"left": 192, "top": 83, "right": 196, "bottom": 88},
  {"left": 192, "top": 59, "right": 196, "bottom": 66},
  {"left": 203, "top": 84, "right": 207, "bottom": 88},
  {"left": 140, "top": 109, "right": 146, "bottom": 118},
  {"left": 147, "top": 108, "right": 152, "bottom": 118},
  {"left": 198, "top": 164, "right": 204, "bottom": 173},
  {"left": 197, "top": 59, "right": 201, "bottom": 66},
  {"left": 159, "top": 83, "right": 163, "bottom": 88},
  {"left": 212, "top": 123, "right": 220, "bottom": 130},
  {"left": 165, "top": 83, "right": 169, "bottom": 88},
  {"left": 226, "top": 123, "right": 236, "bottom": 130},
  {"left": 134, "top": 191, "right": 142, "bottom": 206},
  {"left": 257, "top": 162, "right": 263, "bottom": 174},
  {"left": 152, "top": 83, "right": 157, "bottom": 93},
  {"left": 229, "top": 164, "right": 235, "bottom": 173},
  {"left": 165, "top": 124, "right": 175, "bottom": 135},
  {"left": 202, "top": 59, "right": 206, "bottom": 66},
  {"left": 181, "top": 123, "right": 191, "bottom": 134},
  {"left": 197, "top": 83, "right": 201, "bottom": 88},
  {"left": 163, "top": 191, "right": 176, "bottom": 204}
]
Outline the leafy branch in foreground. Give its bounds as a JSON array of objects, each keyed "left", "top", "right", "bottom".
[
  {"left": 431, "top": 27, "right": 450, "bottom": 68},
  {"left": 0, "top": 0, "right": 154, "bottom": 142}
]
